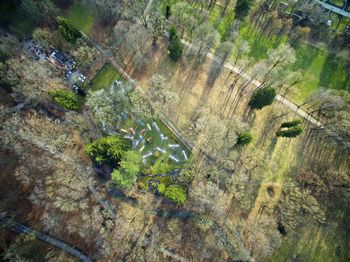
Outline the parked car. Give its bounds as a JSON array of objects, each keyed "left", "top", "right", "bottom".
[
  {"left": 65, "top": 71, "right": 72, "bottom": 78},
  {"left": 79, "top": 74, "right": 87, "bottom": 83},
  {"left": 72, "top": 83, "right": 86, "bottom": 97}
]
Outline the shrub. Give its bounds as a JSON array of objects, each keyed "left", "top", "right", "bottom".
[
  {"left": 237, "top": 131, "right": 253, "bottom": 145},
  {"left": 249, "top": 87, "right": 276, "bottom": 110},
  {"left": 137, "top": 181, "right": 147, "bottom": 190},
  {"left": 85, "top": 136, "right": 129, "bottom": 165},
  {"left": 157, "top": 183, "right": 166, "bottom": 194},
  {"left": 280, "top": 120, "right": 302, "bottom": 128},
  {"left": 164, "top": 185, "right": 187, "bottom": 205},
  {"left": 276, "top": 126, "right": 303, "bottom": 137},
  {"left": 57, "top": 16, "right": 82, "bottom": 44},
  {"left": 49, "top": 89, "right": 83, "bottom": 111}
]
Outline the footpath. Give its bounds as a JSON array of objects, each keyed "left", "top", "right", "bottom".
[{"left": 0, "top": 216, "right": 91, "bottom": 262}]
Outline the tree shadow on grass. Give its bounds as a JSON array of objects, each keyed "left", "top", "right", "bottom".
[
  {"left": 292, "top": 44, "right": 320, "bottom": 71},
  {"left": 156, "top": 55, "right": 180, "bottom": 82},
  {"left": 319, "top": 53, "right": 350, "bottom": 92},
  {"left": 265, "top": 136, "right": 278, "bottom": 162}
]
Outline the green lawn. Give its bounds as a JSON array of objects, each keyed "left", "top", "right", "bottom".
[
  {"left": 194, "top": 4, "right": 350, "bottom": 102},
  {"left": 90, "top": 63, "right": 123, "bottom": 91},
  {"left": 234, "top": 24, "right": 350, "bottom": 102},
  {"left": 64, "top": 1, "right": 95, "bottom": 34},
  {"left": 0, "top": 2, "right": 35, "bottom": 37}
]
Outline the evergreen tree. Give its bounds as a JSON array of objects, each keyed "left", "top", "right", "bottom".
[
  {"left": 165, "top": 5, "right": 171, "bottom": 19},
  {"left": 235, "top": 0, "right": 253, "bottom": 21},
  {"left": 249, "top": 87, "right": 276, "bottom": 110},
  {"left": 237, "top": 131, "right": 253, "bottom": 145},
  {"left": 276, "top": 126, "right": 303, "bottom": 138},
  {"left": 169, "top": 25, "right": 177, "bottom": 41},
  {"left": 48, "top": 90, "right": 83, "bottom": 111},
  {"left": 57, "top": 16, "right": 82, "bottom": 44},
  {"left": 277, "top": 119, "right": 303, "bottom": 138},
  {"left": 168, "top": 33, "right": 183, "bottom": 61},
  {"left": 280, "top": 120, "right": 302, "bottom": 128},
  {"left": 85, "top": 136, "right": 129, "bottom": 165}
]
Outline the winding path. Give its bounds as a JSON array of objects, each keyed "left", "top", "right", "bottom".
[
  {"left": 181, "top": 38, "right": 323, "bottom": 127},
  {"left": 0, "top": 216, "right": 91, "bottom": 262},
  {"left": 88, "top": 27, "right": 323, "bottom": 127}
]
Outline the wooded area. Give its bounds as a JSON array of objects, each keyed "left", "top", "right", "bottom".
[{"left": 0, "top": 0, "right": 349, "bottom": 261}]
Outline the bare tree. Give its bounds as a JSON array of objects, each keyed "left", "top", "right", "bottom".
[
  {"left": 123, "top": 0, "right": 149, "bottom": 27},
  {"left": 207, "top": 41, "right": 233, "bottom": 87},
  {"left": 186, "top": 22, "right": 220, "bottom": 67}
]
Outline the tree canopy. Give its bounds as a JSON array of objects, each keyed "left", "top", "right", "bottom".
[
  {"left": 237, "top": 131, "right": 253, "bottom": 145},
  {"left": 276, "top": 126, "right": 303, "bottom": 138},
  {"left": 85, "top": 136, "right": 129, "bottom": 165},
  {"left": 168, "top": 32, "right": 183, "bottom": 62},
  {"left": 277, "top": 120, "right": 303, "bottom": 138},
  {"left": 48, "top": 89, "right": 83, "bottom": 111},
  {"left": 111, "top": 150, "right": 142, "bottom": 188},
  {"left": 249, "top": 87, "right": 276, "bottom": 110},
  {"left": 164, "top": 185, "right": 187, "bottom": 205},
  {"left": 235, "top": 0, "right": 253, "bottom": 21},
  {"left": 57, "top": 16, "right": 82, "bottom": 44}
]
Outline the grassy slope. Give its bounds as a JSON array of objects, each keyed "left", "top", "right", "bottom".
[
  {"left": 63, "top": 1, "right": 95, "bottom": 34},
  {"left": 90, "top": 63, "right": 123, "bottom": 91}
]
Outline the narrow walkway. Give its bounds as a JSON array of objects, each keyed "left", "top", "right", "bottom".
[{"left": 0, "top": 216, "right": 91, "bottom": 262}]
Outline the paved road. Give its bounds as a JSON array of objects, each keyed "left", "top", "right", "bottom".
[{"left": 0, "top": 216, "right": 91, "bottom": 262}]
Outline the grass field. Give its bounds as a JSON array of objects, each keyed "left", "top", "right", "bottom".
[
  {"left": 234, "top": 24, "right": 350, "bottom": 102},
  {"left": 199, "top": 4, "right": 350, "bottom": 102},
  {"left": 90, "top": 63, "right": 124, "bottom": 91},
  {"left": 64, "top": 1, "right": 95, "bottom": 34},
  {"left": 0, "top": 2, "right": 35, "bottom": 37}
]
